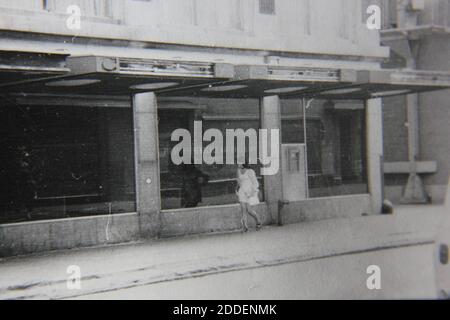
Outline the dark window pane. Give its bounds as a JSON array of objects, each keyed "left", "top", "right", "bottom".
[
  {"left": 259, "top": 0, "right": 276, "bottom": 15},
  {"left": 305, "top": 100, "right": 368, "bottom": 198},
  {"left": 281, "top": 119, "right": 304, "bottom": 144},
  {"left": 0, "top": 104, "right": 136, "bottom": 224},
  {"left": 159, "top": 98, "right": 264, "bottom": 210}
]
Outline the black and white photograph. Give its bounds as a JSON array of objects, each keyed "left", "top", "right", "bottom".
[{"left": 0, "top": 0, "right": 450, "bottom": 305}]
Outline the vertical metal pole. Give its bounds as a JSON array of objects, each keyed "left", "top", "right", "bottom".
[{"left": 302, "top": 98, "right": 309, "bottom": 199}]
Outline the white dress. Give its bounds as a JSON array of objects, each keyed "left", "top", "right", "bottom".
[{"left": 237, "top": 169, "right": 259, "bottom": 204}]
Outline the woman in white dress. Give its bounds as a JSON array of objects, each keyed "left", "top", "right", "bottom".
[{"left": 236, "top": 162, "right": 262, "bottom": 232}]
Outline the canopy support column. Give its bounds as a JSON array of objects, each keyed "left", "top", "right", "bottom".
[
  {"left": 133, "top": 92, "right": 161, "bottom": 239},
  {"left": 366, "top": 98, "right": 384, "bottom": 214},
  {"left": 260, "top": 95, "right": 283, "bottom": 225}
]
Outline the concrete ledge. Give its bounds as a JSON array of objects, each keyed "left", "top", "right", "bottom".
[
  {"left": 280, "top": 194, "right": 373, "bottom": 225},
  {"left": 0, "top": 194, "right": 369, "bottom": 257},
  {"left": 0, "top": 195, "right": 366, "bottom": 258},
  {"left": 0, "top": 213, "right": 140, "bottom": 257},
  {"left": 384, "top": 161, "right": 438, "bottom": 174},
  {"left": 160, "top": 203, "right": 270, "bottom": 238}
]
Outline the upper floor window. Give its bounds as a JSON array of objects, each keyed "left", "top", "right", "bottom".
[
  {"left": 43, "top": 0, "right": 114, "bottom": 19},
  {"left": 259, "top": 0, "right": 275, "bottom": 15}
]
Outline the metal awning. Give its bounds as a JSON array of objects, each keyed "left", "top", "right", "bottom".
[
  {"left": 0, "top": 56, "right": 234, "bottom": 96},
  {"left": 291, "top": 69, "right": 450, "bottom": 100},
  {"left": 158, "top": 65, "right": 356, "bottom": 98},
  {"left": 159, "top": 65, "right": 450, "bottom": 99},
  {"left": 2, "top": 55, "right": 450, "bottom": 100},
  {"left": 0, "top": 51, "right": 70, "bottom": 88}
]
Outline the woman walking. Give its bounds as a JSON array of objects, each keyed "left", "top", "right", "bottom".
[{"left": 236, "top": 162, "right": 262, "bottom": 232}]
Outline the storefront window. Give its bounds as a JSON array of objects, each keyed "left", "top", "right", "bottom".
[
  {"left": 281, "top": 100, "right": 304, "bottom": 144},
  {"left": 159, "top": 98, "right": 264, "bottom": 210},
  {"left": 305, "top": 99, "right": 368, "bottom": 197},
  {"left": 281, "top": 100, "right": 321, "bottom": 175},
  {"left": 0, "top": 104, "right": 136, "bottom": 224}
]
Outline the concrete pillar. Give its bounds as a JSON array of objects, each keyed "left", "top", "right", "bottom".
[
  {"left": 260, "top": 95, "right": 283, "bottom": 224},
  {"left": 133, "top": 92, "right": 161, "bottom": 239},
  {"left": 401, "top": 93, "right": 428, "bottom": 204},
  {"left": 366, "top": 98, "right": 384, "bottom": 214}
]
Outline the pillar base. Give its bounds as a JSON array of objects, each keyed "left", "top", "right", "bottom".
[{"left": 400, "top": 173, "right": 429, "bottom": 204}]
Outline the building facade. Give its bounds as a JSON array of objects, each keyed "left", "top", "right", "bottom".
[
  {"left": 0, "top": 0, "right": 448, "bottom": 257},
  {"left": 378, "top": 0, "right": 450, "bottom": 204}
]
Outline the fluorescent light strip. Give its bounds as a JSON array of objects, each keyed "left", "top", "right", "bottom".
[
  {"left": 130, "top": 82, "right": 180, "bottom": 90},
  {"left": 46, "top": 79, "right": 101, "bottom": 87},
  {"left": 201, "top": 85, "right": 248, "bottom": 92},
  {"left": 264, "top": 86, "right": 308, "bottom": 94}
]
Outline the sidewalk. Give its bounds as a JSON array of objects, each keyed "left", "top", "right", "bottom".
[{"left": 0, "top": 207, "right": 443, "bottom": 300}]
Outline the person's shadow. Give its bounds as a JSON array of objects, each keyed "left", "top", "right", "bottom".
[{"left": 181, "top": 164, "right": 209, "bottom": 208}]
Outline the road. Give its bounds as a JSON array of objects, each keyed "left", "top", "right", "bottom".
[{"left": 73, "top": 244, "right": 435, "bottom": 300}]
